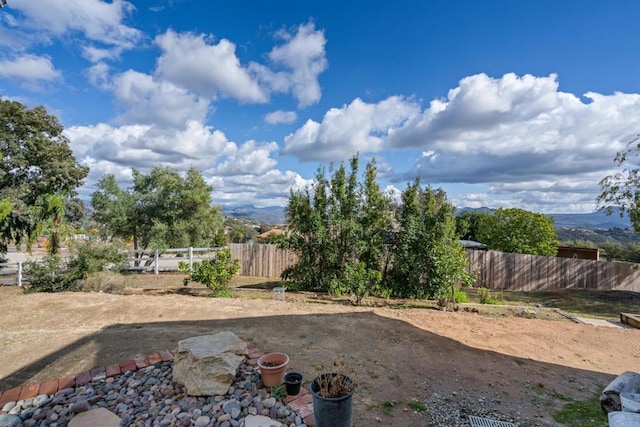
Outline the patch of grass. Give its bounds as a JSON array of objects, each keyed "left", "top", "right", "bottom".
[
  {"left": 381, "top": 400, "right": 399, "bottom": 415},
  {"left": 553, "top": 394, "right": 607, "bottom": 427},
  {"left": 407, "top": 400, "right": 427, "bottom": 412}
]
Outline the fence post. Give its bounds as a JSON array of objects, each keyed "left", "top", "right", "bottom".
[
  {"left": 154, "top": 250, "right": 159, "bottom": 275},
  {"left": 17, "top": 261, "right": 22, "bottom": 287},
  {"left": 189, "top": 247, "right": 193, "bottom": 271}
]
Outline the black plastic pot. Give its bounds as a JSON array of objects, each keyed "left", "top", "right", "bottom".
[
  {"left": 284, "top": 372, "right": 303, "bottom": 395},
  {"left": 310, "top": 373, "right": 355, "bottom": 427}
]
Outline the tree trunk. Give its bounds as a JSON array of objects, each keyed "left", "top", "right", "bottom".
[{"left": 600, "top": 371, "right": 640, "bottom": 413}]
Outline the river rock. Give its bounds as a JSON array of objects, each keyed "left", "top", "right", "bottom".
[{"left": 0, "top": 414, "right": 21, "bottom": 427}]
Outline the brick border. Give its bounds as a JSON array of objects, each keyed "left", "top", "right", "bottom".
[
  {"left": 0, "top": 343, "right": 316, "bottom": 426},
  {"left": 0, "top": 352, "right": 172, "bottom": 408}
]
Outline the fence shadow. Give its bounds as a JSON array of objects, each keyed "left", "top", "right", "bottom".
[{"left": 0, "top": 311, "right": 617, "bottom": 425}]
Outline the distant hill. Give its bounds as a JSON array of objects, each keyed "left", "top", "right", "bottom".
[
  {"left": 221, "top": 205, "right": 285, "bottom": 224},
  {"left": 457, "top": 207, "right": 632, "bottom": 230}
]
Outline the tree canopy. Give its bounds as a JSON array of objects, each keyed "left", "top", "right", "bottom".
[
  {"left": 0, "top": 98, "right": 88, "bottom": 255},
  {"left": 476, "top": 207, "right": 558, "bottom": 256},
  {"left": 598, "top": 134, "right": 640, "bottom": 232},
  {"left": 281, "top": 156, "right": 473, "bottom": 303},
  {"left": 91, "top": 166, "right": 225, "bottom": 259}
]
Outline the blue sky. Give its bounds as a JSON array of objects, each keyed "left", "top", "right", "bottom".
[{"left": 1, "top": 0, "right": 639, "bottom": 213}]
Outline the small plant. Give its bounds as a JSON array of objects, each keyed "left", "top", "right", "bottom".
[
  {"left": 407, "top": 400, "right": 427, "bottom": 412},
  {"left": 454, "top": 289, "right": 468, "bottom": 303},
  {"left": 270, "top": 385, "right": 286, "bottom": 399},
  {"left": 553, "top": 394, "right": 607, "bottom": 427},
  {"left": 478, "top": 287, "right": 499, "bottom": 304},
  {"left": 179, "top": 248, "right": 239, "bottom": 297},
  {"left": 314, "top": 358, "right": 356, "bottom": 398}
]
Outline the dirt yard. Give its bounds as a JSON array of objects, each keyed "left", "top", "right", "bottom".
[{"left": 0, "top": 281, "right": 638, "bottom": 426}]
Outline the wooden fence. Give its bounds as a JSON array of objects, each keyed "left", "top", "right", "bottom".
[
  {"left": 228, "top": 244, "right": 640, "bottom": 292},
  {"left": 467, "top": 250, "right": 640, "bottom": 292},
  {"left": 229, "top": 243, "right": 298, "bottom": 278}
]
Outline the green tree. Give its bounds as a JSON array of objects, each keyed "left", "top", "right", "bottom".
[
  {"left": 598, "top": 134, "right": 640, "bottom": 232},
  {"left": 476, "top": 208, "right": 558, "bottom": 256},
  {"left": 386, "top": 180, "right": 473, "bottom": 299},
  {"left": 0, "top": 98, "right": 89, "bottom": 256},
  {"left": 91, "top": 166, "right": 224, "bottom": 263},
  {"left": 281, "top": 156, "right": 392, "bottom": 303},
  {"left": 456, "top": 210, "right": 491, "bottom": 241}
]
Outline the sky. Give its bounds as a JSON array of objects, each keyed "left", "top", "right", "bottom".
[{"left": 1, "top": 0, "right": 639, "bottom": 214}]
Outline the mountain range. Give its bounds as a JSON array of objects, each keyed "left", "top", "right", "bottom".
[{"left": 223, "top": 204, "right": 633, "bottom": 230}]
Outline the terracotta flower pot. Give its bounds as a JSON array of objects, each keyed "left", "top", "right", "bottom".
[{"left": 257, "top": 352, "right": 289, "bottom": 387}]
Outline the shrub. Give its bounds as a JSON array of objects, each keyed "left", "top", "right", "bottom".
[
  {"left": 25, "top": 242, "right": 127, "bottom": 293},
  {"left": 331, "top": 261, "right": 383, "bottom": 305},
  {"left": 78, "top": 271, "right": 129, "bottom": 293},
  {"left": 179, "top": 248, "right": 239, "bottom": 297},
  {"left": 454, "top": 289, "right": 468, "bottom": 303},
  {"left": 478, "top": 287, "right": 499, "bottom": 305}
]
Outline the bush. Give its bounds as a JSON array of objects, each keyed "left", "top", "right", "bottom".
[
  {"left": 478, "top": 287, "right": 499, "bottom": 304},
  {"left": 331, "top": 261, "right": 383, "bottom": 305},
  {"left": 25, "top": 242, "right": 127, "bottom": 293},
  {"left": 179, "top": 248, "right": 239, "bottom": 297},
  {"left": 78, "top": 271, "right": 129, "bottom": 293},
  {"left": 454, "top": 289, "right": 468, "bottom": 303}
]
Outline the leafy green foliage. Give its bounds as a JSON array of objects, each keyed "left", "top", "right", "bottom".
[
  {"left": 386, "top": 180, "right": 475, "bottom": 299},
  {"left": 281, "top": 156, "right": 392, "bottom": 300},
  {"left": 477, "top": 208, "right": 558, "bottom": 256},
  {"left": 25, "top": 242, "right": 126, "bottom": 293},
  {"left": 454, "top": 289, "right": 468, "bottom": 303},
  {"left": 598, "top": 134, "right": 640, "bottom": 233},
  {"left": 92, "top": 166, "right": 225, "bottom": 263},
  {"left": 0, "top": 99, "right": 89, "bottom": 256},
  {"left": 456, "top": 210, "right": 491, "bottom": 241},
  {"left": 179, "top": 248, "right": 239, "bottom": 297},
  {"left": 477, "top": 287, "right": 499, "bottom": 304}
]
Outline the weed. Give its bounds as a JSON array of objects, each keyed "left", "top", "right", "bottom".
[
  {"left": 454, "top": 289, "right": 468, "bottom": 303},
  {"left": 407, "top": 400, "right": 427, "bottom": 412},
  {"left": 270, "top": 385, "right": 286, "bottom": 399},
  {"left": 381, "top": 400, "right": 399, "bottom": 415},
  {"left": 553, "top": 394, "right": 607, "bottom": 427},
  {"left": 478, "top": 287, "right": 499, "bottom": 304}
]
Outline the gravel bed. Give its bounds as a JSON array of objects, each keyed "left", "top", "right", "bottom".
[{"left": 0, "top": 361, "right": 306, "bottom": 427}]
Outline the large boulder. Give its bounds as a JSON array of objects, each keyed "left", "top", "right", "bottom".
[{"left": 172, "top": 331, "right": 248, "bottom": 396}]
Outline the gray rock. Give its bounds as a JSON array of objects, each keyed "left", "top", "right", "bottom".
[
  {"left": 0, "top": 414, "right": 22, "bottom": 427},
  {"left": 1, "top": 402, "right": 16, "bottom": 413},
  {"left": 194, "top": 415, "right": 211, "bottom": 427},
  {"left": 173, "top": 332, "right": 247, "bottom": 396}
]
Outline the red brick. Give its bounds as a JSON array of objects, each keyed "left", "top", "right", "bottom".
[
  {"left": 75, "top": 370, "right": 92, "bottom": 386},
  {"left": 105, "top": 363, "right": 121, "bottom": 378},
  {"left": 248, "top": 349, "right": 265, "bottom": 359},
  {"left": 288, "top": 393, "right": 314, "bottom": 418},
  {"left": 147, "top": 353, "right": 162, "bottom": 365},
  {"left": 119, "top": 359, "right": 135, "bottom": 370},
  {"left": 58, "top": 374, "right": 76, "bottom": 389},
  {"left": 18, "top": 383, "right": 39, "bottom": 400},
  {"left": 37, "top": 378, "right": 59, "bottom": 396},
  {"left": 246, "top": 358, "right": 259, "bottom": 366},
  {"left": 159, "top": 350, "right": 173, "bottom": 362},
  {"left": 304, "top": 414, "right": 316, "bottom": 427},
  {"left": 0, "top": 386, "right": 22, "bottom": 407},
  {"left": 134, "top": 357, "right": 148, "bottom": 369},
  {"left": 120, "top": 362, "right": 137, "bottom": 373}
]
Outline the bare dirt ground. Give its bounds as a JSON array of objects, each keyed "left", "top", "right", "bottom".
[{"left": 0, "top": 279, "right": 638, "bottom": 426}]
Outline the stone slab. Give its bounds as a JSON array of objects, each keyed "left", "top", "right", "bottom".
[
  {"left": 68, "top": 408, "right": 121, "bottom": 427},
  {"left": 244, "top": 415, "right": 283, "bottom": 427}
]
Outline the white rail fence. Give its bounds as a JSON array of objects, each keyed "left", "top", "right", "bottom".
[{"left": 0, "top": 247, "right": 225, "bottom": 286}]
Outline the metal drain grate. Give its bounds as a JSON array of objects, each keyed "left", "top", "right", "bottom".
[{"left": 468, "top": 415, "right": 516, "bottom": 427}]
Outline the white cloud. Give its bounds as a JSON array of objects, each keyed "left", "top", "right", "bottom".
[
  {"left": 155, "top": 30, "right": 268, "bottom": 103},
  {"left": 265, "top": 110, "right": 297, "bottom": 124},
  {"left": 215, "top": 141, "right": 279, "bottom": 176},
  {"left": 65, "top": 120, "right": 306, "bottom": 207},
  {"left": 266, "top": 22, "right": 328, "bottom": 107},
  {"left": 387, "top": 73, "right": 640, "bottom": 186},
  {"left": 112, "top": 70, "right": 210, "bottom": 127},
  {"left": 0, "top": 54, "right": 61, "bottom": 83},
  {"left": 87, "top": 62, "right": 111, "bottom": 89},
  {"left": 8, "top": 0, "right": 140, "bottom": 50},
  {"left": 282, "top": 96, "right": 421, "bottom": 161}
]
